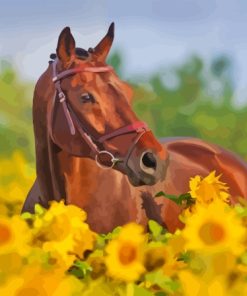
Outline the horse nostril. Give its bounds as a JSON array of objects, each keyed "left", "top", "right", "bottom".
[{"left": 142, "top": 152, "right": 157, "bottom": 170}]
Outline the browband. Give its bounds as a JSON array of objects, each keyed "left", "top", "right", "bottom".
[{"left": 52, "top": 65, "right": 113, "bottom": 83}]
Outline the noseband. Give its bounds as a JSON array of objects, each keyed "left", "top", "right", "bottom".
[{"left": 51, "top": 59, "right": 149, "bottom": 169}]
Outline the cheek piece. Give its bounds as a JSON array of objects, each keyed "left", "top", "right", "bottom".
[{"left": 50, "top": 59, "right": 150, "bottom": 169}]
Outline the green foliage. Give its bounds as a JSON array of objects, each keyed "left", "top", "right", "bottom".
[
  {"left": 0, "top": 60, "right": 34, "bottom": 161},
  {"left": 69, "top": 260, "right": 92, "bottom": 278},
  {"left": 148, "top": 220, "right": 163, "bottom": 238},
  {"left": 127, "top": 284, "right": 154, "bottom": 296},
  {"left": 130, "top": 54, "right": 247, "bottom": 160},
  {"left": 107, "top": 50, "right": 123, "bottom": 76},
  {"left": 155, "top": 192, "right": 195, "bottom": 206},
  {"left": 145, "top": 270, "right": 180, "bottom": 294}
]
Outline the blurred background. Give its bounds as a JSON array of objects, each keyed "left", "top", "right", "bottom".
[{"left": 1, "top": 0, "right": 247, "bottom": 164}]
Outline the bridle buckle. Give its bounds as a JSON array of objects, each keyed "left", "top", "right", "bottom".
[
  {"left": 58, "top": 92, "right": 66, "bottom": 103},
  {"left": 95, "top": 151, "right": 121, "bottom": 169}
]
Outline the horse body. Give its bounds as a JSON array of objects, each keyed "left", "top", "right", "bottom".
[
  {"left": 22, "top": 24, "right": 247, "bottom": 233},
  {"left": 24, "top": 136, "right": 247, "bottom": 233}
]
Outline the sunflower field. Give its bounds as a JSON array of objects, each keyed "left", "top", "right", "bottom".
[
  {"left": 0, "top": 151, "right": 247, "bottom": 296},
  {"left": 1, "top": 55, "right": 247, "bottom": 295}
]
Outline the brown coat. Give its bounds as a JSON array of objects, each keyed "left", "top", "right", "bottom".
[{"left": 22, "top": 24, "right": 247, "bottom": 233}]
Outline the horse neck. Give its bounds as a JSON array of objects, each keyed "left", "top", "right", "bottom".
[
  {"left": 57, "top": 151, "right": 102, "bottom": 207},
  {"left": 33, "top": 66, "right": 67, "bottom": 203},
  {"left": 34, "top": 64, "right": 93, "bottom": 203}
]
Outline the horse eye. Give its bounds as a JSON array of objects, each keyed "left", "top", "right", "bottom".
[{"left": 80, "top": 93, "right": 95, "bottom": 103}]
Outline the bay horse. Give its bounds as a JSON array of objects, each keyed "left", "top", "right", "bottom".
[{"left": 22, "top": 23, "right": 247, "bottom": 233}]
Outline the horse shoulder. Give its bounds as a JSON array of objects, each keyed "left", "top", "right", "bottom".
[
  {"left": 161, "top": 137, "right": 247, "bottom": 200},
  {"left": 140, "top": 137, "right": 247, "bottom": 233}
]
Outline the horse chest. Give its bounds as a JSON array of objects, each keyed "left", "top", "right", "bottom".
[{"left": 59, "top": 155, "right": 146, "bottom": 233}]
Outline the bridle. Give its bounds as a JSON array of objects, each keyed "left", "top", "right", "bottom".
[{"left": 51, "top": 58, "right": 149, "bottom": 169}]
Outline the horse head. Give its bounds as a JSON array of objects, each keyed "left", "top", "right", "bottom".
[{"left": 47, "top": 23, "right": 168, "bottom": 186}]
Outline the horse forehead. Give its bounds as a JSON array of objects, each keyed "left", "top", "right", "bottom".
[
  {"left": 68, "top": 65, "right": 128, "bottom": 99},
  {"left": 71, "top": 70, "right": 110, "bottom": 89},
  {"left": 70, "top": 71, "right": 94, "bottom": 88}
]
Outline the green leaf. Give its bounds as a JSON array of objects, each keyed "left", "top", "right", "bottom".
[
  {"left": 155, "top": 191, "right": 194, "bottom": 206},
  {"left": 148, "top": 220, "right": 163, "bottom": 238},
  {"left": 96, "top": 234, "right": 107, "bottom": 248},
  {"left": 145, "top": 270, "right": 180, "bottom": 294},
  {"left": 70, "top": 260, "right": 92, "bottom": 278},
  {"left": 155, "top": 191, "right": 182, "bottom": 205},
  {"left": 21, "top": 212, "right": 33, "bottom": 220},
  {"left": 34, "top": 203, "right": 45, "bottom": 216},
  {"left": 104, "top": 226, "right": 122, "bottom": 241},
  {"left": 155, "top": 191, "right": 166, "bottom": 197},
  {"left": 127, "top": 283, "right": 153, "bottom": 296},
  {"left": 240, "top": 252, "right": 247, "bottom": 265},
  {"left": 155, "top": 292, "right": 167, "bottom": 296},
  {"left": 177, "top": 251, "right": 192, "bottom": 263}
]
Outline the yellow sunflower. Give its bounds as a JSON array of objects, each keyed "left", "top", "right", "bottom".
[
  {"left": 87, "top": 250, "right": 106, "bottom": 279},
  {"left": 179, "top": 266, "right": 247, "bottom": 296},
  {"left": 105, "top": 223, "right": 146, "bottom": 282},
  {"left": 0, "top": 203, "right": 8, "bottom": 216},
  {"left": 0, "top": 152, "right": 35, "bottom": 205},
  {"left": 189, "top": 171, "right": 229, "bottom": 204},
  {"left": 32, "top": 201, "right": 95, "bottom": 268},
  {"left": 166, "top": 230, "right": 186, "bottom": 256},
  {"left": 179, "top": 270, "right": 228, "bottom": 296},
  {"left": 0, "top": 215, "right": 31, "bottom": 256},
  {"left": 144, "top": 242, "right": 186, "bottom": 277},
  {"left": 0, "top": 266, "right": 84, "bottom": 296},
  {"left": 181, "top": 200, "right": 245, "bottom": 255}
]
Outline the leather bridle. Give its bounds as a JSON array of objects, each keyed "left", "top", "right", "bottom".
[{"left": 51, "top": 59, "right": 149, "bottom": 169}]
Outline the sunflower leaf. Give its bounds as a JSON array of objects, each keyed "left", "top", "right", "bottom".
[
  {"left": 129, "top": 283, "right": 153, "bottom": 296},
  {"left": 34, "top": 203, "right": 46, "bottom": 216},
  {"left": 154, "top": 191, "right": 183, "bottom": 205},
  {"left": 21, "top": 212, "right": 33, "bottom": 220},
  {"left": 155, "top": 191, "right": 194, "bottom": 206},
  {"left": 145, "top": 270, "right": 180, "bottom": 293},
  {"left": 70, "top": 260, "right": 92, "bottom": 278},
  {"left": 148, "top": 220, "right": 163, "bottom": 238}
]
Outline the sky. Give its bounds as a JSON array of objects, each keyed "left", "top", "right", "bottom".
[{"left": 0, "top": 0, "right": 247, "bottom": 104}]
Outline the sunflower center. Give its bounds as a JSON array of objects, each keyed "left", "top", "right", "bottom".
[
  {"left": 119, "top": 243, "right": 137, "bottom": 265},
  {"left": 199, "top": 221, "right": 225, "bottom": 245},
  {"left": 0, "top": 223, "right": 11, "bottom": 245}
]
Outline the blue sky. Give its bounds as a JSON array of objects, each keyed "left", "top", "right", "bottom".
[{"left": 0, "top": 0, "right": 247, "bottom": 104}]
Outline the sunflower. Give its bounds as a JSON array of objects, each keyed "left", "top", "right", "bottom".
[
  {"left": 87, "top": 250, "right": 106, "bottom": 279},
  {"left": 179, "top": 270, "right": 228, "bottom": 296},
  {"left": 32, "top": 201, "right": 95, "bottom": 268},
  {"left": 0, "top": 266, "right": 84, "bottom": 296},
  {"left": 189, "top": 171, "right": 229, "bottom": 204},
  {"left": 144, "top": 242, "right": 186, "bottom": 277},
  {"left": 179, "top": 264, "right": 247, "bottom": 296},
  {"left": 0, "top": 152, "right": 35, "bottom": 205},
  {"left": 181, "top": 200, "right": 245, "bottom": 255},
  {"left": 0, "top": 215, "right": 31, "bottom": 256},
  {"left": 105, "top": 223, "right": 146, "bottom": 282}
]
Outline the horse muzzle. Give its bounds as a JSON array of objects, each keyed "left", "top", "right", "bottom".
[{"left": 124, "top": 149, "right": 169, "bottom": 187}]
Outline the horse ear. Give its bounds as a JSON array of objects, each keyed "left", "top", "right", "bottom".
[
  {"left": 92, "top": 22, "right": 114, "bottom": 62},
  {"left": 56, "top": 27, "right": 75, "bottom": 64}
]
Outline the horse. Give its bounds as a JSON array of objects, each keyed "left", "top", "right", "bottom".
[{"left": 22, "top": 23, "right": 247, "bottom": 233}]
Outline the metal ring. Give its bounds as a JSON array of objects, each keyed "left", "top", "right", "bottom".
[{"left": 95, "top": 151, "right": 120, "bottom": 169}]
